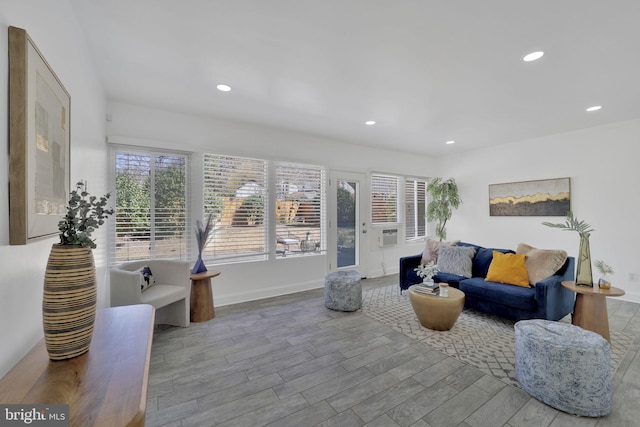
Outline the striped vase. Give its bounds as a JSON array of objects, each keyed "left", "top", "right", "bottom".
[{"left": 43, "top": 244, "right": 97, "bottom": 360}]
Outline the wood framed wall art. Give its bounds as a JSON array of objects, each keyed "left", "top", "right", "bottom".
[
  {"left": 489, "top": 177, "right": 571, "bottom": 216},
  {"left": 9, "top": 26, "right": 70, "bottom": 245}
]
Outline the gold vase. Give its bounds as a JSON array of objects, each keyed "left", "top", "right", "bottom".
[{"left": 43, "top": 244, "right": 97, "bottom": 360}]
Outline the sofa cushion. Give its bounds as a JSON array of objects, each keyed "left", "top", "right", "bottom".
[
  {"left": 438, "top": 245, "right": 476, "bottom": 278},
  {"left": 485, "top": 251, "right": 530, "bottom": 287},
  {"left": 433, "top": 271, "right": 466, "bottom": 287},
  {"left": 517, "top": 243, "right": 568, "bottom": 286},
  {"left": 472, "top": 247, "right": 515, "bottom": 278},
  {"left": 421, "top": 238, "right": 458, "bottom": 265},
  {"left": 459, "top": 278, "right": 537, "bottom": 311}
]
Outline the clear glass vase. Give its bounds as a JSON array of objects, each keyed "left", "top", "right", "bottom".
[
  {"left": 598, "top": 274, "right": 611, "bottom": 289},
  {"left": 575, "top": 233, "right": 593, "bottom": 287}
]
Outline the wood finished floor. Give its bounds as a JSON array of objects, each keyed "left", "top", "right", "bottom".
[{"left": 146, "top": 275, "right": 640, "bottom": 427}]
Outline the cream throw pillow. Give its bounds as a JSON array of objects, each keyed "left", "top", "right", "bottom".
[
  {"left": 420, "top": 238, "right": 459, "bottom": 265},
  {"left": 516, "top": 243, "right": 568, "bottom": 286}
]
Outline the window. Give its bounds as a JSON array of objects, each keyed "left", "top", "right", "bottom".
[
  {"left": 112, "top": 149, "right": 190, "bottom": 264},
  {"left": 405, "top": 178, "right": 427, "bottom": 240},
  {"left": 203, "top": 154, "right": 268, "bottom": 263},
  {"left": 275, "top": 162, "right": 325, "bottom": 256},
  {"left": 371, "top": 174, "right": 398, "bottom": 224}
]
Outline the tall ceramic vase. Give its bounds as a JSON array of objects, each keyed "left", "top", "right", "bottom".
[
  {"left": 43, "top": 244, "right": 97, "bottom": 360},
  {"left": 575, "top": 233, "right": 594, "bottom": 287}
]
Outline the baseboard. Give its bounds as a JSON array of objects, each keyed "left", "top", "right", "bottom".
[
  {"left": 619, "top": 290, "right": 640, "bottom": 305},
  {"left": 215, "top": 279, "right": 323, "bottom": 307}
]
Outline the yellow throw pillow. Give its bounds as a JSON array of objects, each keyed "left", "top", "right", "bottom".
[{"left": 485, "top": 251, "right": 530, "bottom": 287}]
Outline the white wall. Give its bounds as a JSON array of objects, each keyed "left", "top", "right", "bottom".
[
  {"left": 0, "top": 1, "right": 108, "bottom": 377},
  {"left": 107, "top": 102, "right": 434, "bottom": 305},
  {"left": 438, "top": 119, "right": 640, "bottom": 303}
]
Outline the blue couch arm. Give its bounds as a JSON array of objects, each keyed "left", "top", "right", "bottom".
[
  {"left": 399, "top": 254, "right": 423, "bottom": 291},
  {"left": 534, "top": 256, "right": 576, "bottom": 321}
]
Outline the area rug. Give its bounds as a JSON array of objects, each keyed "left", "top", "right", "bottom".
[{"left": 362, "top": 285, "right": 635, "bottom": 387}]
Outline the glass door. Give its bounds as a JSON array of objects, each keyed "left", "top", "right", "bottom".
[{"left": 329, "top": 171, "right": 368, "bottom": 274}]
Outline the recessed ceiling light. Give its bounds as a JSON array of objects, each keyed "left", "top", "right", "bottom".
[
  {"left": 365, "top": 120, "right": 376, "bottom": 126},
  {"left": 586, "top": 105, "right": 602, "bottom": 112},
  {"left": 216, "top": 84, "right": 231, "bottom": 92},
  {"left": 445, "top": 140, "right": 455, "bottom": 145},
  {"left": 523, "top": 51, "right": 544, "bottom": 62}
]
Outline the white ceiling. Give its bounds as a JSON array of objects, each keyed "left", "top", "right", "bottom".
[{"left": 70, "top": 0, "right": 640, "bottom": 156}]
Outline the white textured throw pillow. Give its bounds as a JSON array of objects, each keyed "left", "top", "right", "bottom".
[
  {"left": 437, "top": 245, "right": 476, "bottom": 277},
  {"left": 420, "top": 238, "right": 459, "bottom": 265}
]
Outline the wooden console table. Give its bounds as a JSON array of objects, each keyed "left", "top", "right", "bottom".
[
  {"left": 0, "top": 304, "right": 155, "bottom": 426},
  {"left": 561, "top": 281, "right": 625, "bottom": 343},
  {"left": 190, "top": 270, "right": 221, "bottom": 322}
]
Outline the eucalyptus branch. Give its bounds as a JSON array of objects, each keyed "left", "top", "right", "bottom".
[{"left": 58, "top": 181, "right": 114, "bottom": 249}]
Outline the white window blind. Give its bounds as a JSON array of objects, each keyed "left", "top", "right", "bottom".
[
  {"left": 203, "top": 154, "right": 268, "bottom": 264},
  {"left": 112, "top": 149, "right": 191, "bottom": 264},
  {"left": 275, "top": 162, "right": 325, "bottom": 256},
  {"left": 371, "top": 174, "right": 398, "bottom": 224},
  {"left": 405, "top": 178, "right": 427, "bottom": 240}
]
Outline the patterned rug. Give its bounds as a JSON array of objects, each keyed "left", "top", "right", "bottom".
[{"left": 362, "top": 285, "right": 635, "bottom": 387}]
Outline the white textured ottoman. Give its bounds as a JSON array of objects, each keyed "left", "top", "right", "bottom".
[
  {"left": 324, "top": 270, "right": 362, "bottom": 312},
  {"left": 515, "top": 319, "right": 611, "bottom": 417}
]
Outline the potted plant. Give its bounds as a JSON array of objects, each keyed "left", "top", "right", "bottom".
[
  {"left": 426, "top": 177, "right": 462, "bottom": 241},
  {"left": 542, "top": 211, "right": 595, "bottom": 287},
  {"left": 57, "top": 181, "right": 115, "bottom": 248},
  {"left": 43, "top": 181, "right": 114, "bottom": 360},
  {"left": 594, "top": 260, "right": 614, "bottom": 289},
  {"left": 414, "top": 261, "right": 439, "bottom": 284}
]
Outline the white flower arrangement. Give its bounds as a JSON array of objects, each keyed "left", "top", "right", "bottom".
[{"left": 414, "top": 261, "right": 439, "bottom": 280}]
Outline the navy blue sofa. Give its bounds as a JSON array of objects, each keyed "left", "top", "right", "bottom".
[{"left": 399, "top": 242, "right": 576, "bottom": 321}]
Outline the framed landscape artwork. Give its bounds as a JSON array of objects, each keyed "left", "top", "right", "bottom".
[
  {"left": 8, "top": 26, "right": 70, "bottom": 245},
  {"left": 489, "top": 178, "right": 571, "bottom": 216}
]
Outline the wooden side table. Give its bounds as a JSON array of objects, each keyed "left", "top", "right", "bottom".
[
  {"left": 0, "top": 305, "right": 154, "bottom": 426},
  {"left": 408, "top": 285, "right": 465, "bottom": 331},
  {"left": 561, "top": 281, "right": 625, "bottom": 343},
  {"left": 190, "top": 270, "right": 221, "bottom": 322}
]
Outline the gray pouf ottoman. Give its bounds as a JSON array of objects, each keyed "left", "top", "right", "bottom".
[
  {"left": 515, "top": 319, "right": 611, "bottom": 417},
  {"left": 324, "top": 270, "right": 362, "bottom": 312}
]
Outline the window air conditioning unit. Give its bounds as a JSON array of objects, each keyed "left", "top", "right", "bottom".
[{"left": 378, "top": 228, "right": 398, "bottom": 247}]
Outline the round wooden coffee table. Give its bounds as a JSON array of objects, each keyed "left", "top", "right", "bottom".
[
  {"left": 561, "top": 280, "right": 625, "bottom": 342},
  {"left": 408, "top": 285, "right": 465, "bottom": 331}
]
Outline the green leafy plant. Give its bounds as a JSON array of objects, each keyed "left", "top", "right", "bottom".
[
  {"left": 414, "top": 261, "right": 440, "bottom": 280},
  {"left": 426, "top": 177, "right": 462, "bottom": 241},
  {"left": 541, "top": 211, "right": 595, "bottom": 235},
  {"left": 58, "top": 181, "right": 114, "bottom": 248},
  {"left": 594, "top": 260, "right": 614, "bottom": 276}
]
